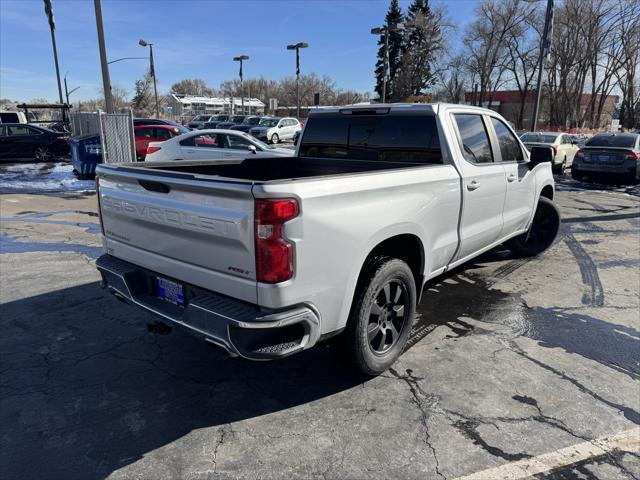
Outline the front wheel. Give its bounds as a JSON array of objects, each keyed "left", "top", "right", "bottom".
[
  {"left": 34, "top": 146, "right": 54, "bottom": 162},
  {"left": 271, "top": 133, "right": 279, "bottom": 144},
  {"left": 505, "top": 197, "right": 560, "bottom": 257},
  {"left": 341, "top": 256, "right": 416, "bottom": 376}
]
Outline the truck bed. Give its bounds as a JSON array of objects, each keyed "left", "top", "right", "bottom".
[{"left": 142, "top": 156, "right": 426, "bottom": 182}]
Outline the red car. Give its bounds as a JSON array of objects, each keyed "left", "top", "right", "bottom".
[{"left": 134, "top": 124, "right": 187, "bottom": 160}]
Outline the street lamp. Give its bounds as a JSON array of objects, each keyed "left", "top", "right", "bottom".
[
  {"left": 286, "top": 42, "right": 308, "bottom": 119},
  {"left": 371, "top": 23, "right": 404, "bottom": 103},
  {"left": 63, "top": 72, "right": 80, "bottom": 106},
  {"left": 139, "top": 39, "right": 159, "bottom": 118},
  {"left": 233, "top": 55, "right": 249, "bottom": 115},
  {"left": 107, "top": 56, "right": 146, "bottom": 65}
]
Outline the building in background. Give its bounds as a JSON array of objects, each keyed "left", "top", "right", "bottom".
[
  {"left": 168, "top": 94, "right": 265, "bottom": 119},
  {"left": 464, "top": 90, "right": 618, "bottom": 131}
]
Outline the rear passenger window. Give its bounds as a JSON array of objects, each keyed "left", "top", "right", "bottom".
[
  {"left": 490, "top": 118, "right": 523, "bottom": 162},
  {"left": 452, "top": 114, "right": 493, "bottom": 164},
  {"left": 0, "top": 112, "right": 19, "bottom": 123},
  {"left": 300, "top": 114, "right": 442, "bottom": 164}
]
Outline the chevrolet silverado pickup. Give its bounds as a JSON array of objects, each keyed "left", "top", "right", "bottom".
[{"left": 95, "top": 104, "right": 560, "bottom": 375}]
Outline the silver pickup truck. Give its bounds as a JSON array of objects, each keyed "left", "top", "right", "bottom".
[{"left": 95, "top": 104, "right": 559, "bottom": 375}]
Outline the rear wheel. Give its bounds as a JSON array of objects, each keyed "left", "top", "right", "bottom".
[
  {"left": 271, "top": 133, "right": 279, "bottom": 144},
  {"left": 505, "top": 197, "right": 560, "bottom": 257},
  {"left": 340, "top": 256, "right": 416, "bottom": 376},
  {"left": 571, "top": 167, "right": 584, "bottom": 181},
  {"left": 34, "top": 146, "right": 54, "bottom": 162}
]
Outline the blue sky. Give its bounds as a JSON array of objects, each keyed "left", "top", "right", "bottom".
[{"left": 0, "top": 0, "right": 478, "bottom": 102}]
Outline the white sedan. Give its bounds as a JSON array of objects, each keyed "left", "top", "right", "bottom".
[{"left": 144, "top": 129, "right": 295, "bottom": 162}]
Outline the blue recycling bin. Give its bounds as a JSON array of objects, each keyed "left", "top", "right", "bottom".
[{"left": 70, "top": 134, "right": 102, "bottom": 179}]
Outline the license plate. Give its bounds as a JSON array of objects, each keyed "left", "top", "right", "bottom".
[
  {"left": 157, "top": 277, "right": 185, "bottom": 306},
  {"left": 598, "top": 155, "right": 610, "bottom": 162}
]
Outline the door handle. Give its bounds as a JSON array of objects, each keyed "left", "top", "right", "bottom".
[
  {"left": 507, "top": 174, "right": 517, "bottom": 182},
  {"left": 466, "top": 180, "right": 480, "bottom": 191},
  {"left": 186, "top": 149, "right": 195, "bottom": 153}
]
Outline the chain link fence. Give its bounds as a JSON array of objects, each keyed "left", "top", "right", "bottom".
[
  {"left": 98, "top": 110, "right": 136, "bottom": 164},
  {"left": 69, "top": 112, "right": 101, "bottom": 136},
  {"left": 69, "top": 110, "right": 136, "bottom": 164}
]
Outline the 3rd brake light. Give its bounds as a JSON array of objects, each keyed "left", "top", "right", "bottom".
[{"left": 254, "top": 198, "right": 299, "bottom": 283}]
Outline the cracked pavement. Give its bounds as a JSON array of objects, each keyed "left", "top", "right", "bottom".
[{"left": 1, "top": 175, "right": 639, "bottom": 479}]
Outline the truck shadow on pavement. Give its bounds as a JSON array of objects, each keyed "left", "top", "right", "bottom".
[{"left": 1, "top": 256, "right": 638, "bottom": 478}]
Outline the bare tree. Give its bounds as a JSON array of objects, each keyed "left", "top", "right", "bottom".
[
  {"left": 613, "top": 0, "right": 640, "bottom": 129},
  {"left": 463, "top": 0, "right": 531, "bottom": 105}
]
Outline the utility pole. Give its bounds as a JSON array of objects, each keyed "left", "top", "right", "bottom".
[
  {"left": 530, "top": 0, "right": 554, "bottom": 132},
  {"left": 93, "top": 0, "right": 114, "bottom": 113},
  {"left": 43, "top": 0, "right": 64, "bottom": 105},
  {"left": 286, "top": 42, "right": 308, "bottom": 119},
  {"left": 139, "top": 39, "right": 160, "bottom": 118},
  {"left": 64, "top": 73, "right": 80, "bottom": 106},
  {"left": 233, "top": 55, "right": 249, "bottom": 115}
]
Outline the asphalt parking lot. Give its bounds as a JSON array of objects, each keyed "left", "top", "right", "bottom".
[{"left": 1, "top": 164, "right": 639, "bottom": 480}]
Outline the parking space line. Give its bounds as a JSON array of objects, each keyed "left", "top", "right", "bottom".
[{"left": 454, "top": 427, "right": 640, "bottom": 480}]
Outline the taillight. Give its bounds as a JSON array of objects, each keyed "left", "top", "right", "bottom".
[
  {"left": 95, "top": 176, "right": 105, "bottom": 235},
  {"left": 575, "top": 150, "right": 584, "bottom": 159},
  {"left": 255, "top": 198, "right": 299, "bottom": 283},
  {"left": 59, "top": 136, "right": 70, "bottom": 143},
  {"left": 551, "top": 145, "right": 557, "bottom": 155},
  {"left": 626, "top": 151, "right": 640, "bottom": 160},
  {"left": 146, "top": 146, "right": 161, "bottom": 154}
]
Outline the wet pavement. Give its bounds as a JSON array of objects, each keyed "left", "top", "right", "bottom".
[{"left": 0, "top": 168, "right": 639, "bottom": 479}]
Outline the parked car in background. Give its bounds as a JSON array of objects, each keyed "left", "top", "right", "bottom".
[
  {"left": 0, "top": 111, "right": 28, "bottom": 124},
  {"left": 133, "top": 118, "right": 190, "bottom": 133},
  {"left": 96, "top": 104, "right": 558, "bottom": 375},
  {"left": 520, "top": 131, "right": 579, "bottom": 174},
  {"left": 134, "top": 125, "right": 185, "bottom": 161},
  {"left": 215, "top": 115, "right": 247, "bottom": 129},
  {"left": 0, "top": 123, "right": 69, "bottom": 161},
  {"left": 230, "top": 116, "right": 262, "bottom": 133},
  {"left": 202, "top": 115, "right": 232, "bottom": 130},
  {"left": 249, "top": 117, "right": 301, "bottom": 144},
  {"left": 572, "top": 132, "right": 640, "bottom": 183},
  {"left": 187, "top": 115, "right": 216, "bottom": 130},
  {"left": 144, "top": 129, "right": 295, "bottom": 162}
]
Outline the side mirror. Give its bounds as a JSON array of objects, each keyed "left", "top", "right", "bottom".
[
  {"left": 528, "top": 146, "right": 553, "bottom": 170},
  {"left": 278, "top": 124, "right": 283, "bottom": 128},
  {"left": 248, "top": 145, "right": 257, "bottom": 154}
]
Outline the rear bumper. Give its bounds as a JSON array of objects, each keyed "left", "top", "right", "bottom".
[
  {"left": 573, "top": 161, "right": 637, "bottom": 176},
  {"left": 96, "top": 254, "right": 321, "bottom": 360}
]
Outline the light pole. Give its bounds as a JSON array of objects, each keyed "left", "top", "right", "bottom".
[
  {"left": 63, "top": 72, "right": 80, "bottom": 106},
  {"left": 43, "top": 0, "right": 64, "bottom": 105},
  {"left": 93, "top": 0, "right": 114, "bottom": 113},
  {"left": 233, "top": 55, "right": 249, "bottom": 115},
  {"left": 286, "top": 42, "right": 308, "bottom": 119},
  {"left": 529, "top": 0, "right": 554, "bottom": 131},
  {"left": 371, "top": 23, "right": 404, "bottom": 104},
  {"left": 139, "top": 39, "right": 159, "bottom": 118}
]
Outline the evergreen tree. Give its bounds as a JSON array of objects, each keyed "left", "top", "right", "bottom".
[
  {"left": 396, "top": 0, "right": 441, "bottom": 99},
  {"left": 374, "top": 0, "right": 404, "bottom": 102},
  {"left": 131, "top": 70, "right": 154, "bottom": 116}
]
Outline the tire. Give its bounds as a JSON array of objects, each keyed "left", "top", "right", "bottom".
[
  {"left": 271, "top": 133, "right": 279, "bottom": 144},
  {"left": 571, "top": 167, "right": 584, "bottom": 181},
  {"left": 505, "top": 197, "right": 560, "bottom": 257},
  {"left": 340, "top": 256, "right": 416, "bottom": 376},
  {"left": 34, "top": 146, "right": 54, "bottom": 162},
  {"left": 552, "top": 157, "right": 566, "bottom": 175}
]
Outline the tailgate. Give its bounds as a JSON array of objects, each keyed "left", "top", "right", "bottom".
[{"left": 97, "top": 167, "right": 257, "bottom": 303}]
